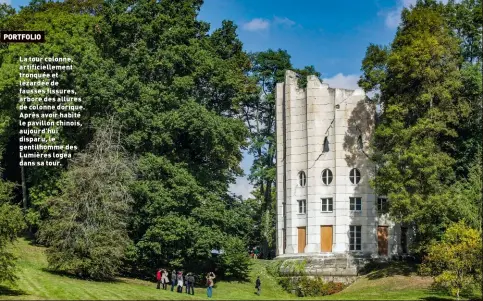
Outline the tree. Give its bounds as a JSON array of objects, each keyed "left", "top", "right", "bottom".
[
  {"left": 359, "top": 0, "right": 478, "bottom": 252},
  {"left": 242, "top": 49, "right": 320, "bottom": 255},
  {"left": 94, "top": 0, "right": 255, "bottom": 277},
  {"left": 420, "top": 221, "right": 482, "bottom": 299},
  {"left": 0, "top": 1, "right": 115, "bottom": 233},
  {"left": 217, "top": 236, "right": 251, "bottom": 280},
  {"left": 38, "top": 121, "right": 135, "bottom": 280}
]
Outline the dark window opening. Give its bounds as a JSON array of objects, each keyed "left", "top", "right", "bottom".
[
  {"left": 323, "top": 136, "right": 329, "bottom": 152},
  {"left": 350, "top": 225, "right": 362, "bottom": 251},
  {"left": 298, "top": 171, "right": 307, "bottom": 187},
  {"left": 298, "top": 199, "right": 306, "bottom": 214},
  {"left": 350, "top": 197, "right": 362, "bottom": 211}
]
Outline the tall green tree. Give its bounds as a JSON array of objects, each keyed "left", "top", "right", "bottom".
[
  {"left": 95, "top": 0, "right": 254, "bottom": 277},
  {"left": 38, "top": 120, "right": 135, "bottom": 280},
  {"left": 359, "top": 0, "right": 479, "bottom": 252},
  {"left": 242, "top": 49, "right": 320, "bottom": 256}
]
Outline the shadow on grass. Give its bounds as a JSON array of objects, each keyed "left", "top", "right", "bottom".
[
  {"left": 0, "top": 285, "right": 27, "bottom": 296},
  {"left": 358, "top": 261, "right": 419, "bottom": 280},
  {"left": 40, "top": 268, "right": 127, "bottom": 284},
  {"left": 420, "top": 297, "right": 454, "bottom": 301}
]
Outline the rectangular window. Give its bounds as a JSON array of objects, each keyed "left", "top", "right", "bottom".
[
  {"left": 349, "top": 225, "right": 362, "bottom": 251},
  {"left": 349, "top": 197, "right": 362, "bottom": 211},
  {"left": 321, "top": 198, "right": 333, "bottom": 212},
  {"left": 377, "top": 198, "right": 388, "bottom": 212},
  {"left": 298, "top": 200, "right": 306, "bottom": 214}
]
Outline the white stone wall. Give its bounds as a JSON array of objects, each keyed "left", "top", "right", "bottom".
[{"left": 276, "top": 70, "right": 403, "bottom": 257}]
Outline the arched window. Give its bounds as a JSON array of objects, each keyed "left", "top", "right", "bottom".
[
  {"left": 321, "top": 169, "right": 333, "bottom": 185},
  {"left": 349, "top": 168, "right": 361, "bottom": 184},
  {"left": 298, "top": 171, "right": 306, "bottom": 187}
]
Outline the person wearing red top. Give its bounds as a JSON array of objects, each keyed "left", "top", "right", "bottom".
[{"left": 156, "top": 268, "right": 162, "bottom": 289}]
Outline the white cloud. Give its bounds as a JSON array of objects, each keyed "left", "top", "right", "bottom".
[
  {"left": 384, "top": 8, "right": 402, "bottom": 29},
  {"left": 273, "top": 16, "right": 296, "bottom": 27},
  {"left": 381, "top": 0, "right": 416, "bottom": 29},
  {"left": 242, "top": 18, "right": 270, "bottom": 31},
  {"left": 229, "top": 176, "right": 254, "bottom": 200},
  {"left": 323, "top": 73, "right": 361, "bottom": 90},
  {"left": 0, "top": 0, "right": 11, "bottom": 4},
  {"left": 242, "top": 16, "right": 297, "bottom": 32}
]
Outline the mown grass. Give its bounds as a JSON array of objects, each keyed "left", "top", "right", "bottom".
[{"left": 0, "top": 238, "right": 475, "bottom": 300}]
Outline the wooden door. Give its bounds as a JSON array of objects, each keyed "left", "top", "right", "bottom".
[
  {"left": 377, "top": 226, "right": 388, "bottom": 256},
  {"left": 320, "top": 226, "right": 333, "bottom": 252},
  {"left": 297, "top": 227, "right": 306, "bottom": 253}
]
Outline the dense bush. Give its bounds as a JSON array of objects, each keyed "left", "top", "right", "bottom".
[
  {"left": 267, "top": 260, "right": 345, "bottom": 297},
  {"left": 218, "top": 236, "right": 251, "bottom": 280},
  {"left": 419, "top": 221, "right": 482, "bottom": 300},
  {"left": 296, "top": 276, "right": 345, "bottom": 297}
]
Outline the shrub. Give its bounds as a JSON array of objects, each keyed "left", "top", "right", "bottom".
[
  {"left": 267, "top": 260, "right": 283, "bottom": 277},
  {"left": 419, "top": 221, "right": 482, "bottom": 300},
  {"left": 218, "top": 236, "right": 251, "bottom": 280}
]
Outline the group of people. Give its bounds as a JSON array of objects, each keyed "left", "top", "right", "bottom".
[
  {"left": 156, "top": 269, "right": 216, "bottom": 298},
  {"left": 249, "top": 247, "right": 261, "bottom": 259}
]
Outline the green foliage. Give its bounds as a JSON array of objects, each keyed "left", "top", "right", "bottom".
[
  {"left": 267, "top": 259, "right": 284, "bottom": 277},
  {"left": 0, "top": 0, "right": 255, "bottom": 281},
  {"left": 419, "top": 221, "right": 482, "bottom": 299},
  {"left": 0, "top": 1, "right": 113, "bottom": 233},
  {"left": 38, "top": 122, "right": 135, "bottom": 280},
  {"left": 93, "top": 0, "right": 255, "bottom": 279},
  {"left": 359, "top": 0, "right": 482, "bottom": 252},
  {"left": 271, "top": 273, "right": 345, "bottom": 297},
  {"left": 0, "top": 177, "right": 26, "bottom": 285},
  {"left": 281, "top": 259, "right": 307, "bottom": 275},
  {"left": 218, "top": 236, "right": 251, "bottom": 280},
  {"left": 125, "top": 153, "right": 253, "bottom": 277},
  {"left": 296, "top": 277, "right": 345, "bottom": 297}
]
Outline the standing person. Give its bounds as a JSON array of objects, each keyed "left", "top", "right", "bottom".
[
  {"left": 254, "top": 247, "right": 259, "bottom": 259},
  {"left": 161, "top": 269, "right": 169, "bottom": 290},
  {"left": 188, "top": 273, "right": 195, "bottom": 295},
  {"left": 185, "top": 273, "right": 190, "bottom": 294},
  {"left": 156, "top": 268, "right": 161, "bottom": 289},
  {"left": 255, "top": 276, "right": 261, "bottom": 295},
  {"left": 171, "top": 269, "right": 177, "bottom": 292},
  {"left": 177, "top": 272, "right": 184, "bottom": 293},
  {"left": 206, "top": 272, "right": 216, "bottom": 298}
]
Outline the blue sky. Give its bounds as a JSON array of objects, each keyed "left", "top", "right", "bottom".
[{"left": 7, "top": 0, "right": 418, "bottom": 198}]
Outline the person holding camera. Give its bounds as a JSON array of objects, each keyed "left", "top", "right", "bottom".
[{"left": 206, "top": 272, "right": 216, "bottom": 298}]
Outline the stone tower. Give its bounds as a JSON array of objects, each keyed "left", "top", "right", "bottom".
[{"left": 275, "top": 70, "right": 407, "bottom": 258}]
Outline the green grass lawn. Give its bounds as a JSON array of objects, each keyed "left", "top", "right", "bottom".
[{"left": 0, "top": 238, "right": 473, "bottom": 300}]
